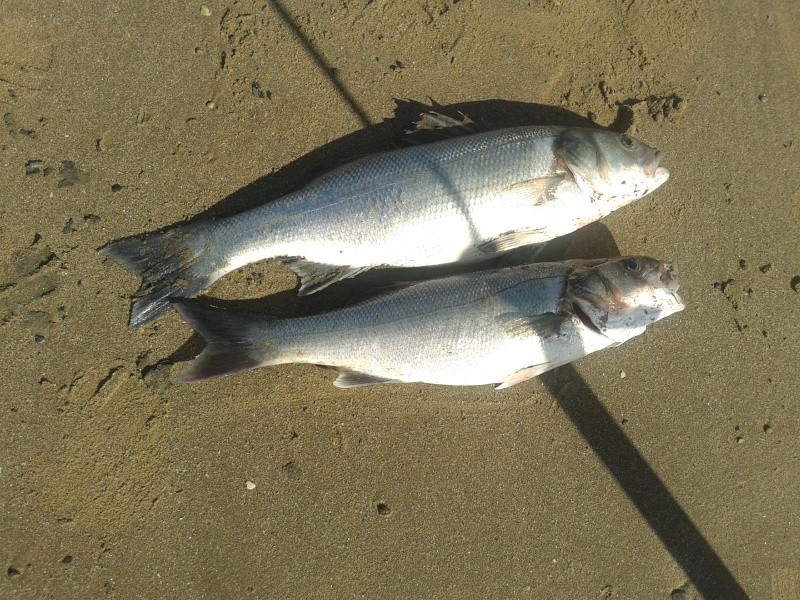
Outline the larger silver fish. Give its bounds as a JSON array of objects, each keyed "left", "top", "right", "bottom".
[
  {"left": 173, "top": 257, "right": 684, "bottom": 388},
  {"left": 101, "top": 126, "right": 669, "bottom": 327}
]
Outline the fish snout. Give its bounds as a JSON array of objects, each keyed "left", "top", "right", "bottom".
[{"left": 659, "top": 262, "right": 680, "bottom": 291}]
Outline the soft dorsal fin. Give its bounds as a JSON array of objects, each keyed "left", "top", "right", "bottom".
[
  {"left": 282, "top": 259, "right": 371, "bottom": 296},
  {"left": 334, "top": 371, "right": 401, "bottom": 389}
]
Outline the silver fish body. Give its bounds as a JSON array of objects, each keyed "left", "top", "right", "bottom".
[
  {"left": 174, "top": 257, "right": 684, "bottom": 388},
  {"left": 102, "top": 126, "right": 669, "bottom": 327}
]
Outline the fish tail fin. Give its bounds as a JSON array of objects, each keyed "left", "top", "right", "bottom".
[
  {"left": 172, "top": 299, "right": 281, "bottom": 383},
  {"left": 99, "top": 225, "right": 218, "bottom": 327}
]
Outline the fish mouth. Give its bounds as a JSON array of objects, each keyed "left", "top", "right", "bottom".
[
  {"left": 643, "top": 151, "right": 668, "bottom": 180},
  {"left": 666, "top": 289, "right": 686, "bottom": 311}
]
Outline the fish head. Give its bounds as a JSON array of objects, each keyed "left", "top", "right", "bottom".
[
  {"left": 557, "top": 128, "right": 670, "bottom": 206},
  {"left": 566, "top": 257, "right": 685, "bottom": 343}
]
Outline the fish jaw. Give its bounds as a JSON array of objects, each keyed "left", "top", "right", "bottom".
[
  {"left": 648, "top": 165, "right": 671, "bottom": 191},
  {"left": 652, "top": 287, "right": 686, "bottom": 316}
]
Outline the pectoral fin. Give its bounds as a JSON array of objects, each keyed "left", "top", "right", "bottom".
[
  {"left": 496, "top": 364, "right": 554, "bottom": 389},
  {"left": 499, "top": 177, "right": 563, "bottom": 207},
  {"left": 497, "top": 312, "right": 567, "bottom": 338},
  {"left": 282, "top": 259, "right": 371, "bottom": 296},
  {"left": 334, "top": 371, "right": 401, "bottom": 389}
]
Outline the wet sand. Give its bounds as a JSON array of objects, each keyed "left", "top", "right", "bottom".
[{"left": 1, "top": 1, "right": 799, "bottom": 598}]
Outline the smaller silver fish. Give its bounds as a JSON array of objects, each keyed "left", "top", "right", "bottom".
[{"left": 173, "top": 257, "right": 684, "bottom": 388}]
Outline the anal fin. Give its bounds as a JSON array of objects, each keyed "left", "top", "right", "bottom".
[
  {"left": 282, "top": 259, "right": 371, "bottom": 296},
  {"left": 479, "top": 229, "right": 547, "bottom": 254},
  {"left": 334, "top": 371, "right": 401, "bottom": 389}
]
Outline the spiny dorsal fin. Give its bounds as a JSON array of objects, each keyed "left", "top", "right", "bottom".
[
  {"left": 411, "top": 110, "right": 474, "bottom": 131},
  {"left": 401, "top": 111, "right": 477, "bottom": 145}
]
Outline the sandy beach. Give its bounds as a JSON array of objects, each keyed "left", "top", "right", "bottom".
[{"left": 1, "top": 1, "right": 799, "bottom": 598}]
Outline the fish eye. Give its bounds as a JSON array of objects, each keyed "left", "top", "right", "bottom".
[
  {"left": 619, "top": 134, "right": 635, "bottom": 149},
  {"left": 623, "top": 258, "right": 640, "bottom": 272}
]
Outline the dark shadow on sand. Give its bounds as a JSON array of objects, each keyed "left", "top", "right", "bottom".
[{"left": 540, "top": 367, "right": 749, "bottom": 600}]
